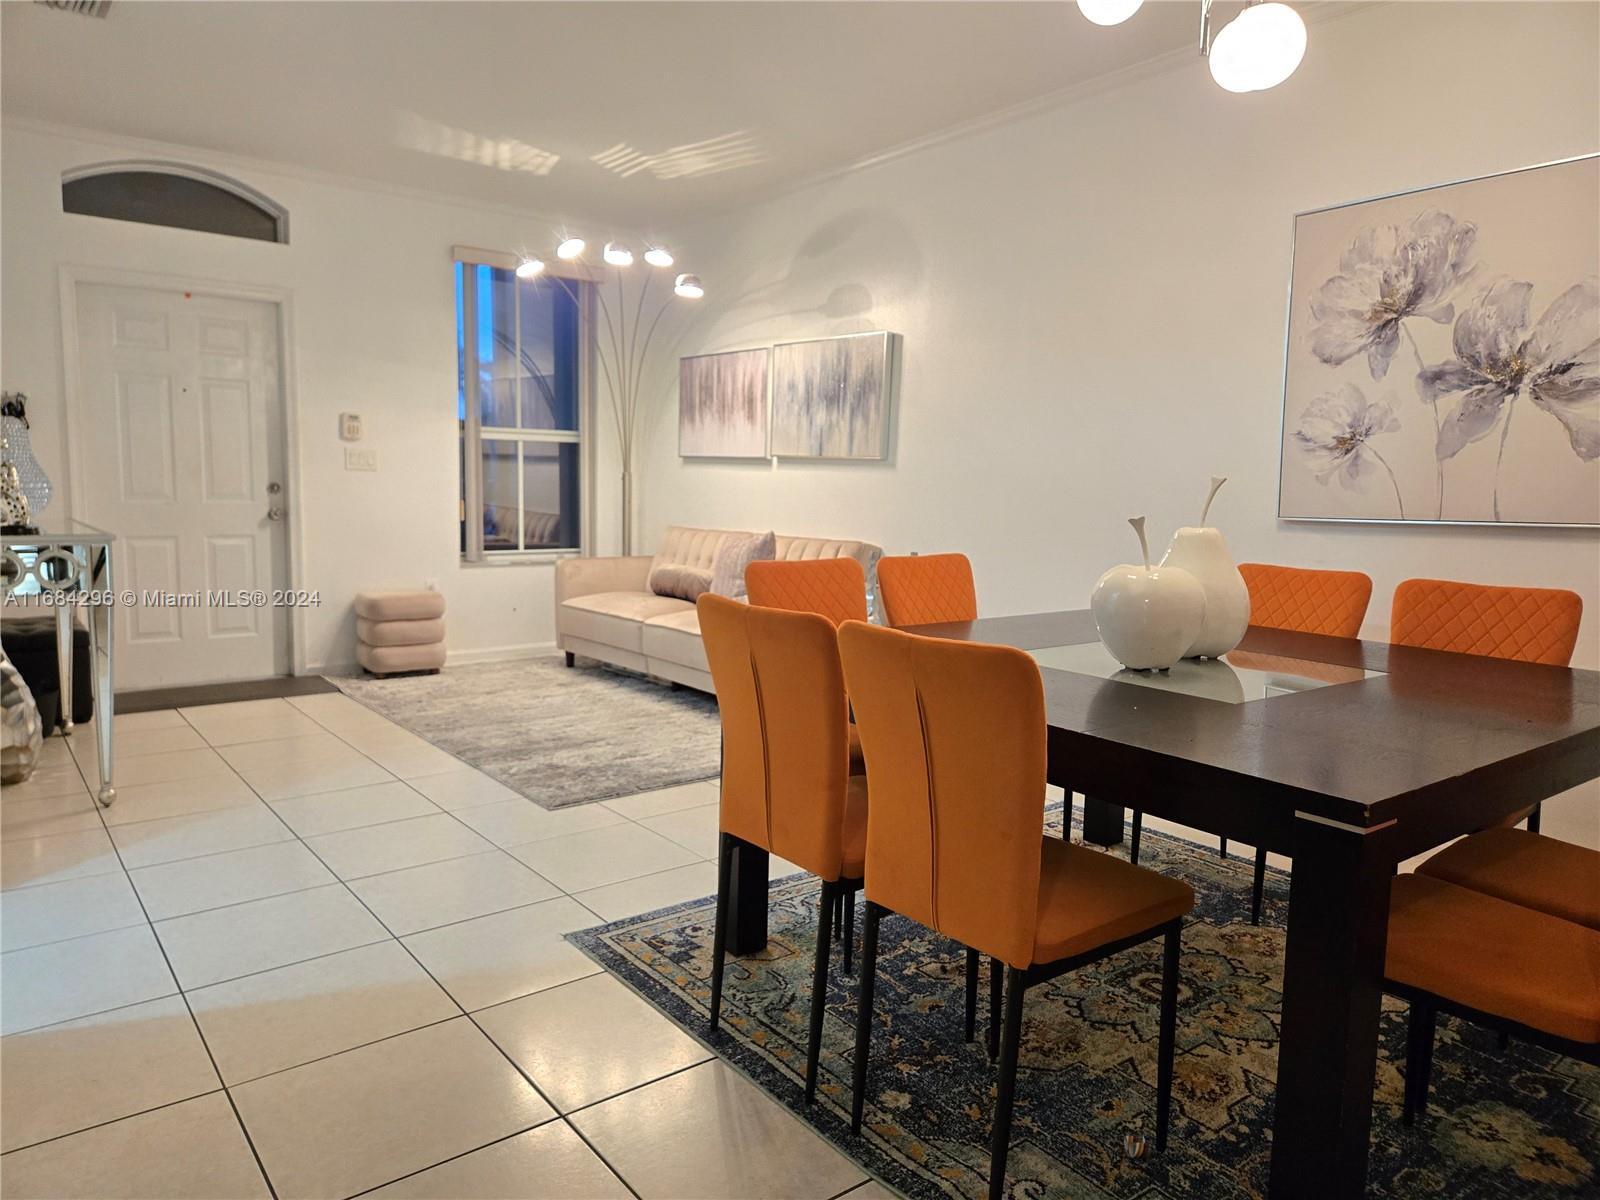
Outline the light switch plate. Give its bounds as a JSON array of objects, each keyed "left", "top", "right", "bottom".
[
  {"left": 339, "top": 412, "right": 363, "bottom": 441},
  {"left": 345, "top": 447, "right": 378, "bottom": 471}
]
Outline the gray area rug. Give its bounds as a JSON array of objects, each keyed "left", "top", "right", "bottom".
[{"left": 330, "top": 657, "right": 720, "bottom": 809}]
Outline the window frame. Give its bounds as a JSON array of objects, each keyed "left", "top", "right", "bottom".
[
  {"left": 456, "top": 249, "right": 597, "bottom": 565},
  {"left": 61, "top": 160, "right": 290, "bottom": 243}
]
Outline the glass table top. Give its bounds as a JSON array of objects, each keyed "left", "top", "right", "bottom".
[
  {"left": 0, "top": 518, "right": 113, "bottom": 547},
  {"left": 1029, "top": 640, "right": 1383, "bottom": 704}
]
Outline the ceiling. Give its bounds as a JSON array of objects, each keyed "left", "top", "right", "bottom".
[{"left": 2, "top": 1, "right": 1202, "bottom": 229}]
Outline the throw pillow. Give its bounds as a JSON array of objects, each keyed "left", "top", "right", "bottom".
[
  {"left": 648, "top": 562, "right": 714, "bottom": 602},
  {"left": 711, "top": 530, "right": 777, "bottom": 601}
]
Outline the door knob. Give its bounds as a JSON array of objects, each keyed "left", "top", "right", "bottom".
[{"left": 267, "top": 506, "right": 286, "bottom": 522}]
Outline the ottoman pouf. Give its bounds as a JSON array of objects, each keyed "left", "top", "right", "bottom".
[{"left": 355, "top": 590, "right": 445, "bottom": 676}]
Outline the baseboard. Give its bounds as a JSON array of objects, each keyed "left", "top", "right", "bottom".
[{"left": 445, "top": 641, "right": 556, "bottom": 666}]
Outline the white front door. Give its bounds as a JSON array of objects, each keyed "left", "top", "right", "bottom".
[{"left": 72, "top": 283, "right": 289, "bottom": 688}]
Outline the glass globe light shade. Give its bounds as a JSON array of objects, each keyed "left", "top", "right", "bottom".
[
  {"left": 673, "top": 273, "right": 704, "bottom": 299},
  {"left": 1076, "top": 0, "right": 1143, "bottom": 26},
  {"left": 555, "top": 237, "right": 586, "bottom": 260},
  {"left": 1208, "top": 2, "right": 1306, "bottom": 93},
  {"left": 603, "top": 242, "right": 634, "bottom": 267}
]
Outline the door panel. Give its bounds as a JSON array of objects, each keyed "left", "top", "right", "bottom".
[{"left": 74, "top": 283, "right": 288, "bottom": 688}]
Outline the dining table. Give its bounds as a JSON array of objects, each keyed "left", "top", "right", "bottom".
[{"left": 718, "top": 609, "right": 1600, "bottom": 1200}]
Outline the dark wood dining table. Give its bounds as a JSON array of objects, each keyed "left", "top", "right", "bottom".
[{"left": 719, "top": 609, "right": 1600, "bottom": 1200}]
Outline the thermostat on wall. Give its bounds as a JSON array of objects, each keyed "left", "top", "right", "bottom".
[{"left": 340, "top": 412, "right": 362, "bottom": 441}]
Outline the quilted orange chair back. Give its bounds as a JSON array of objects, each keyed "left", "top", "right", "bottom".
[
  {"left": 878, "top": 553, "right": 978, "bottom": 627},
  {"left": 839, "top": 620, "right": 1047, "bottom": 969},
  {"left": 1390, "top": 578, "right": 1583, "bottom": 667},
  {"left": 746, "top": 557, "right": 867, "bottom": 627},
  {"left": 698, "top": 594, "right": 853, "bottom": 880},
  {"left": 1238, "top": 563, "right": 1372, "bottom": 638}
]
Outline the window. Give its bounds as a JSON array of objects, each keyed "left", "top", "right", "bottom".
[
  {"left": 62, "top": 164, "right": 288, "bottom": 243},
  {"left": 456, "top": 261, "right": 586, "bottom": 559}
]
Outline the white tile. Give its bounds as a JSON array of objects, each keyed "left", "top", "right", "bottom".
[
  {"left": 80, "top": 724, "right": 208, "bottom": 758},
  {"left": 192, "top": 708, "right": 327, "bottom": 746},
  {"left": 111, "top": 747, "right": 232, "bottom": 788},
  {"left": 1, "top": 871, "right": 145, "bottom": 951},
  {"left": 217, "top": 730, "right": 350, "bottom": 770},
  {"left": 332, "top": 725, "right": 435, "bottom": 754},
  {"left": 362, "top": 741, "right": 468, "bottom": 780},
  {"left": 571, "top": 1061, "right": 866, "bottom": 1200},
  {"left": 407, "top": 768, "right": 523, "bottom": 811},
  {"left": 110, "top": 802, "right": 294, "bottom": 870},
  {"left": 574, "top": 861, "right": 720, "bottom": 922},
  {"left": 401, "top": 897, "right": 602, "bottom": 1012},
  {"left": 0, "top": 994, "right": 220, "bottom": 1152},
  {"left": 477, "top": 973, "right": 710, "bottom": 1112},
  {"left": 602, "top": 780, "right": 719, "bottom": 821},
  {"left": 154, "top": 883, "right": 389, "bottom": 989},
  {"left": 1, "top": 827, "right": 121, "bottom": 890},
  {"left": 0, "top": 790, "right": 102, "bottom": 841},
  {"left": 130, "top": 840, "right": 335, "bottom": 921},
  {"left": 236, "top": 751, "right": 394, "bottom": 801},
  {"left": 452, "top": 797, "right": 625, "bottom": 848},
  {"left": 286, "top": 691, "right": 375, "bottom": 722},
  {"left": 638, "top": 803, "right": 720, "bottom": 859},
  {"left": 186, "top": 940, "right": 458, "bottom": 1084},
  {"left": 0, "top": 925, "right": 176, "bottom": 1035},
  {"left": 268, "top": 778, "right": 441, "bottom": 837},
  {"left": 231, "top": 1017, "right": 555, "bottom": 1200},
  {"left": 771, "top": 853, "right": 807, "bottom": 880},
  {"left": 0, "top": 1091, "right": 270, "bottom": 1200},
  {"left": 81, "top": 709, "right": 190, "bottom": 734},
  {"left": 840, "top": 1183, "right": 903, "bottom": 1200},
  {"left": 178, "top": 697, "right": 296, "bottom": 727},
  {"left": 350, "top": 850, "right": 560, "bottom": 936},
  {"left": 0, "top": 767, "right": 88, "bottom": 804},
  {"left": 99, "top": 771, "right": 260, "bottom": 827},
  {"left": 368, "top": 1122, "right": 630, "bottom": 1199},
  {"left": 508, "top": 823, "right": 700, "bottom": 893},
  {"left": 304, "top": 812, "right": 493, "bottom": 880}
]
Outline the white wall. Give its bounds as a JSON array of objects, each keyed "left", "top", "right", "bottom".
[
  {"left": 2, "top": 121, "right": 622, "bottom": 673},
  {"left": 642, "top": 2, "right": 1600, "bottom": 667}
]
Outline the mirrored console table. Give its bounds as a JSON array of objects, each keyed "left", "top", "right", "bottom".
[{"left": 2, "top": 520, "right": 116, "bottom": 805}]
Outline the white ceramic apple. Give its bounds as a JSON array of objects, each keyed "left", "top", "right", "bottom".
[
  {"left": 1091, "top": 516, "right": 1206, "bottom": 671},
  {"left": 1161, "top": 476, "right": 1251, "bottom": 659}
]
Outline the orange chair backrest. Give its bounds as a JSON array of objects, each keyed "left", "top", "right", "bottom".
[
  {"left": 698, "top": 594, "right": 852, "bottom": 880},
  {"left": 838, "top": 621, "right": 1047, "bottom": 968},
  {"left": 745, "top": 557, "right": 867, "bottom": 628},
  {"left": 1390, "top": 578, "right": 1583, "bottom": 667},
  {"left": 1238, "top": 563, "right": 1372, "bottom": 638},
  {"left": 878, "top": 553, "right": 978, "bottom": 627}
]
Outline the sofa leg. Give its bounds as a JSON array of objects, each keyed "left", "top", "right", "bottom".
[{"left": 564, "top": 652, "right": 575, "bottom": 668}]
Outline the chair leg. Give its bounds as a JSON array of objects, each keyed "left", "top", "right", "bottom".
[
  {"left": 708, "top": 833, "right": 736, "bottom": 1032},
  {"left": 1155, "top": 923, "right": 1181, "bottom": 1152},
  {"left": 1528, "top": 803, "right": 1542, "bottom": 834},
  {"left": 850, "top": 902, "right": 883, "bottom": 1134},
  {"left": 564, "top": 651, "right": 575, "bottom": 668},
  {"left": 1251, "top": 847, "right": 1268, "bottom": 926},
  {"left": 1403, "top": 999, "right": 1437, "bottom": 1125},
  {"left": 988, "top": 965, "right": 1027, "bottom": 1200},
  {"left": 843, "top": 888, "right": 856, "bottom": 974},
  {"left": 833, "top": 891, "right": 844, "bottom": 938},
  {"left": 1219, "top": 836, "right": 1228, "bottom": 861},
  {"left": 1130, "top": 809, "right": 1143, "bottom": 865},
  {"left": 964, "top": 947, "right": 979, "bottom": 1043},
  {"left": 805, "top": 881, "right": 837, "bottom": 1105},
  {"left": 987, "top": 956, "right": 1003, "bottom": 1061}
]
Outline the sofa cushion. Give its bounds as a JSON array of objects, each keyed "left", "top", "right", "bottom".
[
  {"left": 648, "top": 562, "right": 714, "bottom": 603},
  {"left": 357, "top": 616, "right": 446, "bottom": 648},
  {"left": 710, "top": 531, "right": 776, "bottom": 600},
  {"left": 562, "top": 591, "right": 694, "bottom": 654},
  {"left": 357, "top": 641, "right": 446, "bottom": 674},
  {"left": 355, "top": 591, "right": 445, "bottom": 621},
  {"left": 642, "top": 609, "right": 708, "bottom": 673}
]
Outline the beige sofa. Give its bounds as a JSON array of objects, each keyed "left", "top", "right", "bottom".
[{"left": 555, "top": 525, "right": 881, "bottom": 693}]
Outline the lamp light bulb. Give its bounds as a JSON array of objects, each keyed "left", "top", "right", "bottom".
[
  {"left": 1076, "top": 0, "right": 1143, "bottom": 26},
  {"left": 644, "top": 247, "right": 675, "bottom": 268},
  {"left": 555, "top": 237, "right": 586, "bottom": 260},
  {"left": 603, "top": 241, "right": 634, "bottom": 267},
  {"left": 673, "top": 273, "right": 704, "bottom": 299},
  {"left": 1208, "top": 2, "right": 1306, "bottom": 93},
  {"left": 515, "top": 258, "right": 545, "bottom": 279}
]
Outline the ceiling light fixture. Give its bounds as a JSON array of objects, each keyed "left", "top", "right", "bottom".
[
  {"left": 1205, "top": 1, "right": 1306, "bottom": 93},
  {"left": 603, "top": 241, "right": 634, "bottom": 267},
  {"left": 643, "top": 247, "right": 675, "bottom": 268},
  {"left": 1075, "top": 0, "right": 1143, "bottom": 26},
  {"left": 556, "top": 237, "right": 586, "bottom": 260},
  {"left": 515, "top": 257, "right": 545, "bottom": 279},
  {"left": 673, "top": 274, "right": 704, "bottom": 299}
]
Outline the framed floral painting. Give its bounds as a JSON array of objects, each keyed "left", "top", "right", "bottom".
[{"left": 1278, "top": 154, "right": 1598, "bottom": 526}]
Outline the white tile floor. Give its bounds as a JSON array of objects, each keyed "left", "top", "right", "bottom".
[{"left": 0, "top": 694, "right": 876, "bottom": 1200}]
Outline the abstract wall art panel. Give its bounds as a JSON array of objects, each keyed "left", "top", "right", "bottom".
[
  {"left": 770, "top": 331, "right": 897, "bottom": 460},
  {"left": 1279, "top": 154, "right": 1598, "bottom": 527},
  {"left": 678, "top": 347, "right": 770, "bottom": 459}
]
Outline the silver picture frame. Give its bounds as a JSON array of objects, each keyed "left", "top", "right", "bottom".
[{"left": 770, "top": 330, "right": 899, "bottom": 461}]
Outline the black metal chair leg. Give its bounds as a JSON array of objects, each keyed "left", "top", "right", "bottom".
[
  {"left": 988, "top": 965, "right": 1027, "bottom": 1200},
  {"left": 1497, "top": 1030, "right": 1510, "bottom": 1050},
  {"left": 987, "top": 956, "right": 1003, "bottom": 1060},
  {"left": 1251, "top": 847, "right": 1268, "bottom": 926},
  {"left": 843, "top": 888, "right": 855, "bottom": 974},
  {"left": 850, "top": 902, "right": 882, "bottom": 1133},
  {"left": 964, "top": 947, "right": 979, "bottom": 1042},
  {"left": 833, "top": 891, "right": 844, "bottom": 938},
  {"left": 1528, "top": 803, "right": 1542, "bottom": 834},
  {"left": 1219, "top": 836, "right": 1228, "bottom": 861},
  {"left": 709, "top": 833, "right": 735, "bottom": 1032},
  {"left": 1130, "top": 809, "right": 1143, "bottom": 865},
  {"left": 805, "top": 881, "right": 837, "bottom": 1104},
  {"left": 1403, "top": 999, "right": 1437, "bottom": 1125},
  {"left": 1155, "top": 922, "right": 1181, "bottom": 1151}
]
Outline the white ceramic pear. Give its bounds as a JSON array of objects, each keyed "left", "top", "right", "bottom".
[
  {"left": 1091, "top": 516, "right": 1206, "bottom": 671},
  {"left": 1162, "top": 476, "right": 1250, "bottom": 659}
]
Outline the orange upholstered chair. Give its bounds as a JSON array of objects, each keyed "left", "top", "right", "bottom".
[
  {"left": 746, "top": 557, "right": 868, "bottom": 627},
  {"left": 838, "top": 621, "right": 1193, "bottom": 1199},
  {"left": 877, "top": 553, "right": 978, "bottom": 627},
  {"left": 1238, "top": 562, "right": 1373, "bottom": 639},
  {"left": 698, "top": 594, "right": 867, "bottom": 1103},
  {"left": 1390, "top": 577, "right": 1582, "bottom": 666}
]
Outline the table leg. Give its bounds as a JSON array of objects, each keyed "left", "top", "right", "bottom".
[
  {"left": 54, "top": 600, "right": 74, "bottom": 734},
  {"left": 86, "top": 554, "right": 115, "bottom": 806},
  {"left": 727, "top": 839, "right": 769, "bottom": 955},
  {"left": 1081, "top": 795, "right": 1125, "bottom": 846},
  {"left": 1268, "top": 813, "right": 1395, "bottom": 1199}
]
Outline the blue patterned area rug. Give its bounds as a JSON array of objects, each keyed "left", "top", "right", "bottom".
[{"left": 568, "top": 813, "right": 1598, "bottom": 1199}]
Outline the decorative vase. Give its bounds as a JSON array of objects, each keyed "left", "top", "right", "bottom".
[
  {"left": 1091, "top": 516, "right": 1206, "bottom": 671},
  {"left": 1162, "top": 476, "right": 1250, "bottom": 659},
  {"left": 0, "top": 393, "right": 51, "bottom": 519},
  {"left": 1, "top": 649, "right": 43, "bottom": 785}
]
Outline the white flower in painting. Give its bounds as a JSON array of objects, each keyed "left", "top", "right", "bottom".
[
  {"left": 1294, "top": 383, "right": 1405, "bottom": 516},
  {"left": 1307, "top": 210, "right": 1478, "bottom": 380}
]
